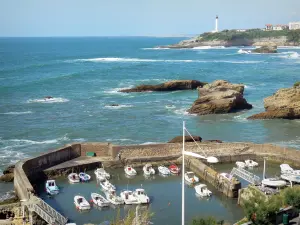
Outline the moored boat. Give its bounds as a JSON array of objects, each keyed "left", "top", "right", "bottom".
[
  {"left": 74, "top": 195, "right": 90, "bottom": 210},
  {"left": 68, "top": 173, "right": 80, "bottom": 183},
  {"left": 245, "top": 159, "right": 258, "bottom": 167},
  {"left": 45, "top": 180, "right": 59, "bottom": 195},
  {"left": 184, "top": 171, "right": 199, "bottom": 184},
  {"left": 236, "top": 161, "right": 246, "bottom": 169},
  {"left": 143, "top": 163, "right": 155, "bottom": 176},
  {"left": 194, "top": 184, "right": 212, "bottom": 197},
  {"left": 95, "top": 168, "right": 110, "bottom": 181},
  {"left": 105, "top": 189, "right": 124, "bottom": 205},
  {"left": 91, "top": 193, "right": 109, "bottom": 207},
  {"left": 133, "top": 188, "right": 150, "bottom": 204},
  {"left": 79, "top": 172, "right": 91, "bottom": 182},
  {"left": 100, "top": 179, "right": 116, "bottom": 191},
  {"left": 120, "top": 190, "right": 139, "bottom": 205},
  {"left": 124, "top": 165, "right": 137, "bottom": 176},
  {"left": 169, "top": 164, "right": 180, "bottom": 174},
  {"left": 261, "top": 178, "right": 287, "bottom": 188},
  {"left": 158, "top": 165, "right": 170, "bottom": 175}
]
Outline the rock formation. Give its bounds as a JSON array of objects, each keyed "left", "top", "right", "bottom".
[
  {"left": 119, "top": 80, "right": 207, "bottom": 93},
  {"left": 188, "top": 80, "right": 252, "bottom": 115},
  {"left": 248, "top": 84, "right": 300, "bottom": 120},
  {"left": 0, "top": 165, "right": 14, "bottom": 182},
  {"left": 168, "top": 135, "right": 202, "bottom": 143},
  {"left": 252, "top": 45, "right": 278, "bottom": 53}
]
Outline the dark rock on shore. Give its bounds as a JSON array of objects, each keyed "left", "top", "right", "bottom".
[
  {"left": 188, "top": 80, "right": 252, "bottom": 115},
  {"left": 168, "top": 135, "right": 202, "bottom": 143},
  {"left": 3, "top": 165, "right": 14, "bottom": 175},
  {"left": 248, "top": 84, "right": 300, "bottom": 120},
  {"left": 119, "top": 80, "right": 207, "bottom": 93},
  {"left": 0, "top": 165, "right": 15, "bottom": 182},
  {"left": 109, "top": 104, "right": 119, "bottom": 106},
  {"left": 252, "top": 45, "right": 278, "bottom": 53}
]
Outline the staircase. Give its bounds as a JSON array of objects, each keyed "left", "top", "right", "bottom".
[
  {"left": 230, "top": 167, "right": 261, "bottom": 185},
  {"left": 25, "top": 196, "right": 68, "bottom": 225}
]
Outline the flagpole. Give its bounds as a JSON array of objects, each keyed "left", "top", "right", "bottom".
[{"left": 182, "top": 121, "right": 185, "bottom": 225}]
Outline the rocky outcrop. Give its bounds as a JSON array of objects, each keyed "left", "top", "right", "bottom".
[
  {"left": 119, "top": 80, "right": 207, "bottom": 93},
  {"left": 252, "top": 45, "right": 278, "bottom": 53},
  {"left": 188, "top": 80, "right": 252, "bottom": 115},
  {"left": 248, "top": 85, "right": 300, "bottom": 120},
  {"left": 168, "top": 136, "right": 202, "bottom": 143},
  {"left": 0, "top": 166, "right": 15, "bottom": 182}
]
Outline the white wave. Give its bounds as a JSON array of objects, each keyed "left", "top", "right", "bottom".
[
  {"left": 103, "top": 86, "right": 134, "bottom": 95},
  {"left": 26, "top": 97, "right": 69, "bottom": 104},
  {"left": 233, "top": 115, "right": 248, "bottom": 123},
  {"left": 68, "top": 57, "right": 262, "bottom": 64},
  {"left": 279, "top": 51, "right": 299, "bottom": 59},
  {"left": 193, "top": 46, "right": 226, "bottom": 50},
  {"left": 237, "top": 49, "right": 251, "bottom": 54},
  {"left": 165, "top": 105, "right": 176, "bottom": 109},
  {"left": 278, "top": 46, "right": 300, "bottom": 49},
  {"left": 104, "top": 104, "right": 133, "bottom": 109},
  {"left": 244, "top": 85, "right": 256, "bottom": 90},
  {"left": 0, "top": 111, "right": 32, "bottom": 115},
  {"left": 142, "top": 47, "right": 170, "bottom": 50},
  {"left": 106, "top": 138, "right": 134, "bottom": 142},
  {"left": 140, "top": 142, "right": 161, "bottom": 145},
  {"left": 73, "top": 138, "right": 86, "bottom": 142},
  {"left": 174, "top": 108, "right": 197, "bottom": 116}
]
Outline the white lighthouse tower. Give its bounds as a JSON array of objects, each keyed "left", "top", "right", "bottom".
[{"left": 215, "top": 15, "right": 219, "bottom": 32}]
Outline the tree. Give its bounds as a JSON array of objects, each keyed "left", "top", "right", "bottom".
[
  {"left": 190, "top": 216, "right": 224, "bottom": 225},
  {"left": 287, "top": 30, "right": 300, "bottom": 45}
]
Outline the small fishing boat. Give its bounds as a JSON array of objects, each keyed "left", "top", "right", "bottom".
[
  {"left": 169, "top": 164, "right": 180, "bottom": 174},
  {"left": 95, "top": 168, "right": 110, "bottom": 181},
  {"left": 280, "top": 164, "right": 300, "bottom": 183},
  {"left": 133, "top": 188, "right": 150, "bottom": 204},
  {"left": 91, "top": 193, "right": 110, "bottom": 207},
  {"left": 124, "top": 165, "right": 137, "bottom": 176},
  {"left": 236, "top": 161, "right": 246, "bottom": 169},
  {"left": 143, "top": 163, "right": 155, "bottom": 176},
  {"left": 79, "top": 172, "right": 91, "bottom": 182},
  {"left": 184, "top": 171, "right": 199, "bottom": 184},
  {"left": 45, "top": 180, "right": 59, "bottom": 195},
  {"left": 194, "top": 184, "right": 212, "bottom": 197},
  {"left": 219, "top": 173, "right": 233, "bottom": 181},
  {"left": 261, "top": 178, "right": 287, "bottom": 188},
  {"left": 105, "top": 189, "right": 124, "bottom": 205},
  {"left": 68, "top": 173, "right": 80, "bottom": 183},
  {"left": 74, "top": 195, "right": 90, "bottom": 210},
  {"left": 158, "top": 165, "right": 170, "bottom": 175},
  {"left": 120, "top": 190, "right": 139, "bottom": 205},
  {"left": 245, "top": 159, "right": 258, "bottom": 167},
  {"left": 100, "top": 179, "right": 116, "bottom": 191}
]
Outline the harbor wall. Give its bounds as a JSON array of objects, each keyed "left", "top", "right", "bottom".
[{"left": 81, "top": 142, "right": 112, "bottom": 157}]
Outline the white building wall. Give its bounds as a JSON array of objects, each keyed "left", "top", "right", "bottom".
[{"left": 289, "top": 22, "right": 300, "bottom": 30}]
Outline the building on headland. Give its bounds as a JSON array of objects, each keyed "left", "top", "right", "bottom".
[
  {"left": 265, "top": 24, "right": 289, "bottom": 31},
  {"left": 289, "top": 21, "right": 300, "bottom": 30},
  {"left": 211, "top": 15, "right": 219, "bottom": 33}
]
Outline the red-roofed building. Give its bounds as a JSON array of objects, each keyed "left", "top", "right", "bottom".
[{"left": 265, "top": 24, "right": 273, "bottom": 31}]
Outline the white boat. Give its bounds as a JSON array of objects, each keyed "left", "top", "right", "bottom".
[
  {"left": 79, "top": 172, "right": 91, "bottom": 182},
  {"left": 74, "top": 195, "right": 90, "bottom": 210},
  {"left": 91, "top": 193, "right": 110, "bottom": 207},
  {"left": 194, "top": 184, "right": 212, "bottom": 197},
  {"left": 124, "top": 165, "right": 137, "bottom": 176},
  {"left": 261, "top": 178, "right": 287, "bottom": 188},
  {"left": 219, "top": 173, "right": 233, "bottom": 181},
  {"left": 143, "top": 164, "right": 155, "bottom": 176},
  {"left": 133, "top": 188, "right": 150, "bottom": 204},
  {"left": 100, "top": 180, "right": 116, "bottom": 191},
  {"left": 104, "top": 189, "right": 124, "bottom": 205},
  {"left": 245, "top": 159, "right": 258, "bottom": 167},
  {"left": 236, "top": 161, "right": 246, "bottom": 169},
  {"left": 280, "top": 164, "right": 300, "bottom": 183},
  {"left": 158, "top": 165, "right": 170, "bottom": 175},
  {"left": 68, "top": 173, "right": 80, "bottom": 183},
  {"left": 120, "top": 190, "right": 139, "bottom": 205},
  {"left": 184, "top": 171, "right": 199, "bottom": 184},
  {"left": 45, "top": 180, "right": 59, "bottom": 195},
  {"left": 95, "top": 168, "right": 111, "bottom": 181}
]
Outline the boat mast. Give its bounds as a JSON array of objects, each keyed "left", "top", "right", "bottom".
[
  {"left": 263, "top": 157, "right": 266, "bottom": 179},
  {"left": 182, "top": 121, "right": 185, "bottom": 225}
]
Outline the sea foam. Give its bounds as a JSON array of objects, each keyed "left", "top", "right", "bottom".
[
  {"left": 104, "top": 104, "right": 133, "bottom": 109},
  {"left": 1, "top": 111, "right": 32, "bottom": 115},
  {"left": 26, "top": 97, "right": 69, "bottom": 104}
]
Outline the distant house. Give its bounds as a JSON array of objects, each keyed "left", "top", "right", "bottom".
[
  {"left": 289, "top": 22, "right": 300, "bottom": 30},
  {"left": 236, "top": 29, "right": 247, "bottom": 32},
  {"left": 265, "top": 24, "right": 273, "bottom": 31},
  {"left": 273, "top": 25, "right": 289, "bottom": 30}
]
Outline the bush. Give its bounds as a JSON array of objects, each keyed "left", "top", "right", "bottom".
[
  {"left": 190, "top": 216, "right": 224, "bottom": 225},
  {"left": 294, "top": 81, "right": 300, "bottom": 88},
  {"left": 282, "top": 186, "right": 300, "bottom": 210}
]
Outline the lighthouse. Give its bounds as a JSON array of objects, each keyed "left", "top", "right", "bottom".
[{"left": 215, "top": 15, "right": 219, "bottom": 32}]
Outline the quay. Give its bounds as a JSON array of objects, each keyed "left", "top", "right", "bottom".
[{"left": 12, "top": 141, "right": 300, "bottom": 224}]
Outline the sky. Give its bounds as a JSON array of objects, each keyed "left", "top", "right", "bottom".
[{"left": 0, "top": 0, "right": 300, "bottom": 37}]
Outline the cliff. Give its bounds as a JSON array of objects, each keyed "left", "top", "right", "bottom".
[{"left": 160, "top": 29, "right": 300, "bottom": 48}]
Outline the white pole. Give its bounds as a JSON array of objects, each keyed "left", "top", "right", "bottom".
[
  {"left": 182, "top": 121, "right": 185, "bottom": 225},
  {"left": 263, "top": 158, "right": 266, "bottom": 179},
  {"left": 215, "top": 16, "right": 218, "bottom": 32}
]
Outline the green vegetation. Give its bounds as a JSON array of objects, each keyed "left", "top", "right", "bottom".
[
  {"left": 243, "top": 186, "right": 300, "bottom": 225},
  {"left": 294, "top": 81, "right": 300, "bottom": 88},
  {"left": 190, "top": 216, "right": 225, "bottom": 225},
  {"left": 197, "top": 29, "right": 300, "bottom": 44},
  {"left": 111, "top": 207, "right": 154, "bottom": 225}
]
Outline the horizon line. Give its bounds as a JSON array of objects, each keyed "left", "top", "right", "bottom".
[{"left": 0, "top": 35, "right": 196, "bottom": 38}]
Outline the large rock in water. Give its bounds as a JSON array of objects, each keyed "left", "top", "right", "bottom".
[
  {"left": 248, "top": 84, "right": 300, "bottom": 120},
  {"left": 188, "top": 80, "right": 252, "bottom": 115},
  {"left": 168, "top": 135, "right": 202, "bottom": 143},
  {"left": 119, "top": 80, "right": 207, "bottom": 93},
  {"left": 252, "top": 45, "right": 277, "bottom": 53}
]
